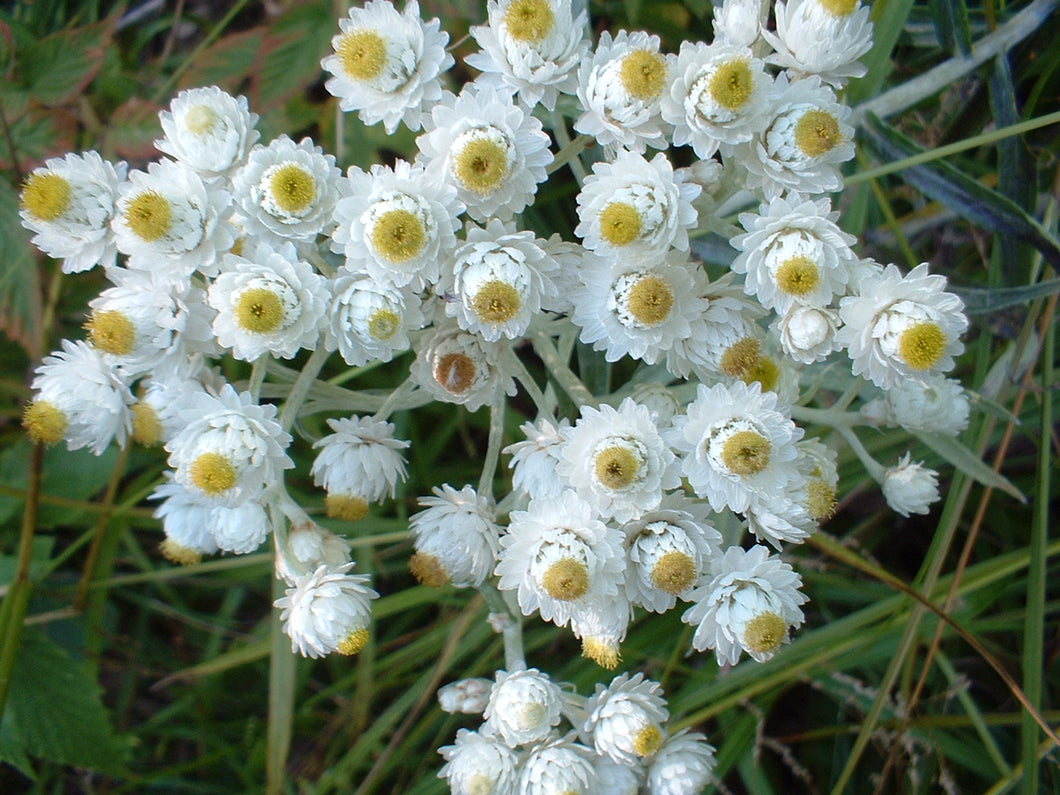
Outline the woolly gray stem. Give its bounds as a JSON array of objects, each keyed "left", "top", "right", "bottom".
[
  {"left": 836, "top": 424, "right": 886, "bottom": 482},
  {"left": 530, "top": 326, "right": 599, "bottom": 409},
  {"left": 278, "top": 345, "right": 330, "bottom": 432},
  {"left": 477, "top": 389, "right": 508, "bottom": 496}
]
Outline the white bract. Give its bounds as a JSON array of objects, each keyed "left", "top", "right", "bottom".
[{"left": 156, "top": 86, "right": 260, "bottom": 178}]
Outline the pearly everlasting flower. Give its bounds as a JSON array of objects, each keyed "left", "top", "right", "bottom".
[
  {"left": 731, "top": 194, "right": 856, "bottom": 314},
  {"left": 324, "top": 272, "right": 424, "bottom": 366},
  {"left": 744, "top": 485, "right": 816, "bottom": 548},
  {"left": 24, "top": 339, "right": 135, "bottom": 454},
  {"left": 668, "top": 380, "right": 803, "bottom": 513},
  {"left": 881, "top": 453, "right": 939, "bottom": 517},
  {"left": 19, "top": 150, "right": 126, "bottom": 273},
  {"left": 683, "top": 544, "right": 807, "bottom": 665},
  {"left": 439, "top": 729, "right": 520, "bottom": 795},
  {"left": 575, "top": 30, "right": 674, "bottom": 153},
  {"left": 275, "top": 563, "right": 378, "bottom": 658},
  {"left": 113, "top": 158, "right": 234, "bottom": 278},
  {"left": 575, "top": 149, "right": 700, "bottom": 257},
  {"left": 330, "top": 159, "right": 460, "bottom": 289},
  {"left": 647, "top": 729, "right": 717, "bottom": 795},
  {"left": 208, "top": 497, "right": 272, "bottom": 555},
  {"left": 661, "top": 41, "right": 772, "bottom": 159},
  {"left": 231, "top": 136, "right": 344, "bottom": 245},
  {"left": 773, "top": 303, "right": 842, "bottom": 364},
  {"left": 408, "top": 484, "right": 501, "bottom": 588},
  {"left": 417, "top": 84, "right": 552, "bottom": 222},
  {"left": 630, "top": 382, "right": 681, "bottom": 426},
  {"left": 151, "top": 478, "right": 220, "bottom": 565},
  {"left": 322, "top": 0, "right": 453, "bottom": 133},
  {"left": 467, "top": 0, "right": 590, "bottom": 110},
  {"left": 557, "top": 398, "right": 680, "bottom": 522},
  {"left": 594, "top": 756, "right": 642, "bottom": 795},
  {"left": 311, "top": 415, "right": 409, "bottom": 521},
  {"left": 571, "top": 249, "right": 706, "bottom": 365},
  {"left": 438, "top": 219, "right": 559, "bottom": 342},
  {"left": 861, "top": 375, "right": 970, "bottom": 437},
  {"left": 518, "top": 735, "right": 598, "bottom": 795},
  {"left": 763, "top": 0, "right": 874, "bottom": 86},
  {"left": 131, "top": 364, "right": 221, "bottom": 447},
  {"left": 496, "top": 490, "right": 625, "bottom": 628},
  {"left": 733, "top": 74, "right": 855, "bottom": 198},
  {"left": 837, "top": 263, "right": 968, "bottom": 390},
  {"left": 483, "top": 668, "right": 564, "bottom": 746},
  {"left": 276, "top": 522, "right": 352, "bottom": 583},
  {"left": 713, "top": 0, "right": 768, "bottom": 48},
  {"left": 208, "top": 241, "right": 329, "bottom": 361},
  {"left": 437, "top": 678, "right": 493, "bottom": 715},
  {"left": 505, "top": 416, "right": 571, "bottom": 500},
  {"left": 410, "top": 323, "right": 517, "bottom": 412},
  {"left": 156, "top": 86, "right": 259, "bottom": 178},
  {"left": 570, "top": 595, "right": 632, "bottom": 671},
  {"left": 582, "top": 673, "right": 669, "bottom": 765}
]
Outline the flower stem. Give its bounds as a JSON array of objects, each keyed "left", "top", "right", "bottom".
[
  {"left": 477, "top": 389, "right": 507, "bottom": 496},
  {"left": 530, "top": 326, "right": 598, "bottom": 409},
  {"left": 279, "top": 345, "right": 331, "bottom": 432},
  {"left": 836, "top": 424, "right": 885, "bottom": 482}
]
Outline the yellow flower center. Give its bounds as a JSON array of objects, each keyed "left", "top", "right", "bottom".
[
  {"left": 709, "top": 58, "right": 754, "bottom": 111},
  {"left": 649, "top": 550, "right": 696, "bottom": 594},
  {"left": 268, "top": 163, "right": 316, "bottom": 214},
  {"left": 775, "top": 254, "right": 820, "bottom": 296},
  {"left": 582, "top": 637, "right": 620, "bottom": 670},
  {"left": 898, "top": 321, "right": 947, "bottom": 371},
  {"left": 367, "top": 308, "right": 400, "bottom": 341},
  {"left": 21, "top": 172, "right": 71, "bottom": 222},
  {"left": 409, "top": 551, "right": 450, "bottom": 587},
  {"left": 633, "top": 725, "right": 663, "bottom": 758},
  {"left": 370, "top": 208, "right": 426, "bottom": 263},
  {"left": 467, "top": 775, "right": 494, "bottom": 795},
  {"left": 598, "top": 202, "right": 642, "bottom": 246},
  {"left": 22, "top": 400, "right": 66, "bottom": 446},
  {"left": 516, "top": 702, "right": 546, "bottom": 730},
  {"left": 185, "top": 104, "right": 220, "bottom": 135},
  {"left": 132, "top": 402, "right": 163, "bottom": 447},
  {"left": 806, "top": 479, "right": 837, "bottom": 520},
  {"left": 503, "top": 0, "right": 554, "bottom": 43},
  {"left": 620, "top": 49, "right": 667, "bottom": 101},
  {"left": 235, "top": 287, "right": 285, "bottom": 334},
  {"left": 626, "top": 275, "right": 673, "bottom": 326},
  {"left": 720, "top": 429, "right": 771, "bottom": 476},
  {"left": 593, "top": 444, "right": 642, "bottom": 490},
  {"left": 742, "top": 355, "right": 780, "bottom": 394},
  {"left": 719, "top": 336, "right": 760, "bottom": 378},
  {"left": 470, "top": 280, "right": 522, "bottom": 325},
  {"left": 85, "top": 310, "right": 136, "bottom": 356},
  {"left": 337, "top": 29, "right": 388, "bottom": 81},
  {"left": 326, "top": 493, "right": 370, "bottom": 521},
  {"left": 189, "top": 452, "right": 238, "bottom": 496},
  {"left": 794, "top": 109, "right": 842, "bottom": 157},
  {"left": 159, "top": 538, "right": 202, "bottom": 566},
  {"left": 541, "top": 556, "right": 589, "bottom": 600},
  {"left": 452, "top": 136, "right": 511, "bottom": 195},
  {"left": 124, "top": 190, "right": 173, "bottom": 242},
  {"left": 743, "top": 611, "right": 787, "bottom": 655},
  {"left": 818, "top": 0, "right": 858, "bottom": 17},
  {"left": 338, "top": 627, "right": 370, "bottom": 656},
  {"left": 434, "top": 352, "right": 478, "bottom": 394}
]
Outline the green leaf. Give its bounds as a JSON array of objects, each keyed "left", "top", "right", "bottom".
[
  {"left": 952, "top": 277, "right": 1060, "bottom": 314},
  {"left": 178, "top": 28, "right": 264, "bottom": 94},
  {"left": 919, "top": 431, "right": 1025, "bottom": 502},
  {"left": 860, "top": 114, "right": 1060, "bottom": 269},
  {"left": 101, "top": 96, "right": 164, "bottom": 163},
  {"left": 18, "top": 16, "right": 113, "bottom": 107},
  {"left": 3, "top": 628, "right": 131, "bottom": 775},
  {"left": 250, "top": 4, "right": 334, "bottom": 113},
  {"left": 0, "top": 179, "right": 43, "bottom": 359},
  {"left": 845, "top": 0, "right": 917, "bottom": 105},
  {"left": 928, "top": 0, "right": 972, "bottom": 55}
]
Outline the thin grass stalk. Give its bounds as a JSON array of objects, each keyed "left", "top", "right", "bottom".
[{"left": 267, "top": 571, "right": 296, "bottom": 795}]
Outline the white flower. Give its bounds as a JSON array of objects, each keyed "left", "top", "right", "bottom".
[
  {"left": 731, "top": 194, "right": 856, "bottom": 313},
  {"left": 311, "top": 415, "right": 409, "bottom": 521},
  {"left": 408, "top": 484, "right": 501, "bottom": 588},
  {"left": 861, "top": 375, "right": 970, "bottom": 436},
  {"left": 773, "top": 303, "right": 842, "bottom": 364},
  {"left": 330, "top": 159, "right": 461, "bottom": 289},
  {"left": 277, "top": 522, "right": 352, "bottom": 583},
  {"left": 518, "top": 735, "right": 598, "bottom": 795},
  {"left": 324, "top": 272, "right": 424, "bottom": 366},
  {"left": 575, "top": 149, "right": 700, "bottom": 257},
  {"left": 837, "top": 263, "right": 968, "bottom": 389},
  {"left": 155, "top": 86, "right": 260, "bottom": 178},
  {"left": 763, "top": 0, "right": 874, "bottom": 87},
  {"left": 881, "top": 453, "right": 939, "bottom": 517},
  {"left": 593, "top": 756, "right": 642, "bottom": 795},
  {"left": 496, "top": 490, "right": 625, "bottom": 628},
  {"left": 437, "top": 678, "right": 493, "bottom": 715},
  {"left": 582, "top": 672, "right": 669, "bottom": 765},
  {"left": 322, "top": 0, "right": 453, "bottom": 133},
  {"left": 25, "top": 339, "right": 135, "bottom": 454},
  {"left": 466, "top": 0, "right": 590, "bottom": 110},
  {"left": 668, "top": 381, "right": 803, "bottom": 513},
  {"left": 417, "top": 84, "right": 552, "bottom": 222},
  {"left": 629, "top": 382, "right": 681, "bottom": 426},
  {"left": 438, "top": 729, "right": 520, "bottom": 795},
  {"left": 743, "top": 485, "right": 816, "bottom": 548},
  {"left": 231, "top": 136, "right": 344, "bottom": 244},
  {"left": 505, "top": 416, "right": 571, "bottom": 499},
  {"left": 646, "top": 729, "right": 717, "bottom": 795},
  {"left": 410, "top": 323, "right": 517, "bottom": 412},
  {"left": 484, "top": 668, "right": 564, "bottom": 746},
  {"left": 571, "top": 249, "right": 706, "bottom": 365},
  {"left": 208, "top": 241, "right": 329, "bottom": 361},
  {"left": 131, "top": 364, "right": 221, "bottom": 447},
  {"left": 208, "top": 497, "right": 272, "bottom": 554},
  {"left": 19, "top": 150, "right": 126, "bottom": 273},
  {"left": 557, "top": 398, "right": 680, "bottom": 522},
  {"left": 113, "top": 158, "right": 234, "bottom": 279},
  {"left": 569, "top": 595, "right": 632, "bottom": 670},
  {"left": 275, "top": 563, "right": 378, "bottom": 658},
  {"left": 733, "top": 74, "right": 855, "bottom": 198},
  {"left": 166, "top": 384, "right": 293, "bottom": 507},
  {"left": 713, "top": 0, "right": 767, "bottom": 48},
  {"left": 438, "top": 219, "right": 559, "bottom": 342},
  {"left": 575, "top": 30, "right": 674, "bottom": 153},
  {"left": 151, "top": 477, "right": 220, "bottom": 565},
  {"left": 683, "top": 544, "right": 807, "bottom": 665},
  {"left": 661, "top": 41, "right": 771, "bottom": 159}
]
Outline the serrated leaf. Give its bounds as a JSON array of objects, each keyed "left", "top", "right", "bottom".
[
  {"left": 861, "top": 114, "right": 1060, "bottom": 269},
  {"left": 920, "top": 431, "right": 1025, "bottom": 502},
  {"left": 102, "top": 96, "right": 163, "bottom": 162},
  {"left": 178, "top": 28, "right": 264, "bottom": 93},
  {"left": 5, "top": 628, "right": 130, "bottom": 775},
  {"left": 19, "top": 16, "right": 113, "bottom": 107},
  {"left": 0, "top": 180, "right": 43, "bottom": 358},
  {"left": 250, "top": 4, "right": 334, "bottom": 112}
]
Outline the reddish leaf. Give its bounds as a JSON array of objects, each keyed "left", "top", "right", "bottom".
[
  {"left": 178, "top": 28, "right": 265, "bottom": 94},
  {"left": 103, "top": 97, "right": 164, "bottom": 164},
  {"left": 19, "top": 14, "right": 116, "bottom": 107}
]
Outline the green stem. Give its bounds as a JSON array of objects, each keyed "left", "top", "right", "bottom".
[
  {"left": 278, "top": 345, "right": 331, "bottom": 432},
  {"left": 548, "top": 109, "right": 587, "bottom": 183},
  {"left": 477, "top": 390, "right": 507, "bottom": 496},
  {"left": 372, "top": 377, "right": 418, "bottom": 422},
  {"left": 835, "top": 425, "right": 885, "bottom": 481},
  {"left": 530, "top": 326, "right": 598, "bottom": 409}
]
